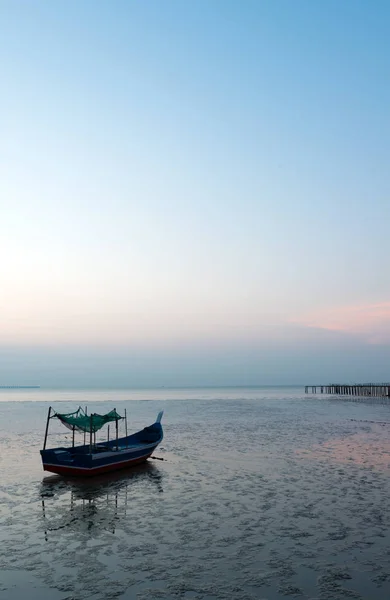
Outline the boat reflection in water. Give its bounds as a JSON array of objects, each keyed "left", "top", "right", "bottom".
[{"left": 40, "top": 462, "right": 163, "bottom": 540}]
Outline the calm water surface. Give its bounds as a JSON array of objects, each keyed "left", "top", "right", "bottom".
[{"left": 0, "top": 387, "right": 390, "bottom": 599}]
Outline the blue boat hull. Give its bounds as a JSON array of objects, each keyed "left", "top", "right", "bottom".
[{"left": 40, "top": 419, "right": 163, "bottom": 477}]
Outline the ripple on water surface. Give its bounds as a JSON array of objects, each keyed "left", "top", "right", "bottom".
[{"left": 0, "top": 391, "right": 390, "bottom": 599}]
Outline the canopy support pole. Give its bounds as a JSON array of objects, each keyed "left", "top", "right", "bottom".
[
  {"left": 72, "top": 425, "right": 75, "bottom": 448},
  {"left": 83, "top": 406, "right": 87, "bottom": 446},
  {"left": 89, "top": 414, "right": 93, "bottom": 454},
  {"left": 125, "top": 409, "right": 128, "bottom": 448},
  {"left": 115, "top": 408, "right": 118, "bottom": 450},
  {"left": 43, "top": 406, "right": 52, "bottom": 450}
]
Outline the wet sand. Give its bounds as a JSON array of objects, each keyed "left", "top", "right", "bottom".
[{"left": 0, "top": 390, "right": 390, "bottom": 599}]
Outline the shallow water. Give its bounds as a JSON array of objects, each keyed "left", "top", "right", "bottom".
[{"left": 1, "top": 388, "right": 390, "bottom": 599}]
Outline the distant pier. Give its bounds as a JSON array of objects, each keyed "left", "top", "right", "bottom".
[{"left": 305, "top": 384, "right": 390, "bottom": 397}]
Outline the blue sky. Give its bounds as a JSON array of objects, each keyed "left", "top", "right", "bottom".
[{"left": 1, "top": 1, "right": 389, "bottom": 385}]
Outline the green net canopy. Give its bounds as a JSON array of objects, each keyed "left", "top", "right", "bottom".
[{"left": 53, "top": 407, "right": 123, "bottom": 433}]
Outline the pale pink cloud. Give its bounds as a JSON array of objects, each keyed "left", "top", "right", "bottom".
[{"left": 292, "top": 302, "right": 390, "bottom": 344}]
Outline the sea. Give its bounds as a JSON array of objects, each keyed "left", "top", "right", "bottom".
[{"left": 0, "top": 386, "right": 390, "bottom": 600}]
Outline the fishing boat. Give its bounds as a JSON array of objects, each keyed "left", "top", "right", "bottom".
[{"left": 40, "top": 406, "right": 164, "bottom": 477}]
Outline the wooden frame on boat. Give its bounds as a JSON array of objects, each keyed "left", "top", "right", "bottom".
[{"left": 40, "top": 407, "right": 164, "bottom": 477}]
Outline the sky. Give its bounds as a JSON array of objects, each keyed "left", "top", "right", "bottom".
[{"left": 1, "top": 0, "right": 390, "bottom": 386}]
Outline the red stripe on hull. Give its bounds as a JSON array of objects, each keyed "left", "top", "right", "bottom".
[{"left": 43, "top": 453, "right": 153, "bottom": 477}]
